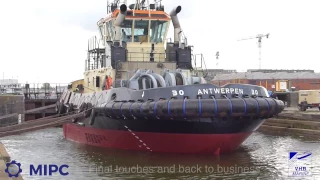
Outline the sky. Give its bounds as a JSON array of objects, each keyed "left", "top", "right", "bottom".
[{"left": 0, "top": 0, "right": 319, "bottom": 84}]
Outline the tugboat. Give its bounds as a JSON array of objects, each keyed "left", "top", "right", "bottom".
[{"left": 56, "top": 0, "right": 284, "bottom": 154}]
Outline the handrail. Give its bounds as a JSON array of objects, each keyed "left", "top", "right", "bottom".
[{"left": 85, "top": 51, "right": 179, "bottom": 71}]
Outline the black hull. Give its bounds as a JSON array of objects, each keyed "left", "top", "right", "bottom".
[
  {"left": 79, "top": 115, "right": 266, "bottom": 134},
  {"left": 59, "top": 83, "right": 284, "bottom": 154},
  {"left": 58, "top": 83, "right": 284, "bottom": 134}
]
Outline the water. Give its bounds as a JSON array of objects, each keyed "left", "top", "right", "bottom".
[{"left": 1, "top": 128, "right": 320, "bottom": 180}]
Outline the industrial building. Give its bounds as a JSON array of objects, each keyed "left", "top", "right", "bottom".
[
  {"left": 0, "top": 79, "right": 23, "bottom": 95},
  {"left": 204, "top": 69, "right": 237, "bottom": 81},
  {"left": 211, "top": 69, "right": 320, "bottom": 91}
]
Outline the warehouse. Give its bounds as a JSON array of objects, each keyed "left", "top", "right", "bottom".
[{"left": 211, "top": 70, "right": 320, "bottom": 91}]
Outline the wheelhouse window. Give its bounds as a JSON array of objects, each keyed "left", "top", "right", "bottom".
[
  {"left": 103, "top": 23, "right": 110, "bottom": 41},
  {"left": 99, "top": 23, "right": 108, "bottom": 41},
  {"left": 108, "top": 21, "right": 114, "bottom": 41},
  {"left": 121, "top": 20, "right": 133, "bottom": 42},
  {"left": 133, "top": 20, "right": 149, "bottom": 42},
  {"left": 99, "top": 25, "right": 104, "bottom": 40},
  {"left": 150, "top": 20, "right": 168, "bottom": 43}
]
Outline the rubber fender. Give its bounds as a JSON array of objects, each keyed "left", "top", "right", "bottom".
[
  {"left": 66, "top": 104, "right": 71, "bottom": 114},
  {"left": 111, "top": 101, "right": 156, "bottom": 119},
  {"left": 66, "top": 103, "right": 74, "bottom": 113},
  {"left": 72, "top": 118, "right": 78, "bottom": 123},
  {"left": 134, "top": 101, "right": 154, "bottom": 118},
  {"left": 85, "top": 103, "right": 93, "bottom": 118},
  {"left": 78, "top": 102, "right": 87, "bottom": 113},
  {"left": 97, "top": 97, "right": 285, "bottom": 120},
  {"left": 104, "top": 101, "right": 117, "bottom": 118},
  {"left": 120, "top": 102, "right": 137, "bottom": 118},
  {"left": 128, "top": 102, "right": 145, "bottom": 118},
  {"left": 111, "top": 101, "right": 125, "bottom": 118},
  {"left": 69, "top": 103, "right": 74, "bottom": 112},
  {"left": 58, "top": 103, "right": 66, "bottom": 115},
  {"left": 264, "top": 98, "right": 277, "bottom": 116},
  {"left": 89, "top": 109, "right": 96, "bottom": 125},
  {"left": 55, "top": 102, "right": 60, "bottom": 113}
]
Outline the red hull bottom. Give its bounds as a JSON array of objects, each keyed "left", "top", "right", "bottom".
[{"left": 63, "top": 124, "right": 252, "bottom": 155}]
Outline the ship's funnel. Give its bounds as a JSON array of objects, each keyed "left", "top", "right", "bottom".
[
  {"left": 170, "top": 6, "right": 182, "bottom": 44},
  {"left": 114, "top": 4, "right": 127, "bottom": 45}
]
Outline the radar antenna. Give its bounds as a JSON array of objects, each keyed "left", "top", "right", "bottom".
[
  {"left": 238, "top": 33, "right": 269, "bottom": 69},
  {"left": 131, "top": 0, "right": 147, "bottom": 10},
  {"left": 107, "top": 0, "right": 120, "bottom": 13},
  {"left": 140, "top": 0, "right": 146, "bottom": 8},
  {"left": 154, "top": 0, "right": 164, "bottom": 11}
]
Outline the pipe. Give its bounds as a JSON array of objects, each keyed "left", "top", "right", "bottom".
[
  {"left": 151, "top": 73, "right": 166, "bottom": 88},
  {"left": 175, "top": 71, "right": 188, "bottom": 85},
  {"left": 114, "top": 4, "right": 127, "bottom": 43},
  {"left": 129, "top": 69, "right": 142, "bottom": 81},
  {"left": 169, "top": 6, "right": 182, "bottom": 44},
  {"left": 139, "top": 74, "right": 158, "bottom": 88}
]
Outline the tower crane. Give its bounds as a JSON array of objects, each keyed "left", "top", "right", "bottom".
[{"left": 238, "top": 33, "right": 269, "bottom": 69}]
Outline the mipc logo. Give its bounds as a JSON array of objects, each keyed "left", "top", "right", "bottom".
[
  {"left": 5, "top": 160, "right": 22, "bottom": 178},
  {"left": 5, "top": 160, "right": 69, "bottom": 177}
]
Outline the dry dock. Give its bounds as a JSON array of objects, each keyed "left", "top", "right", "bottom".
[
  {"left": 258, "top": 107, "right": 320, "bottom": 139},
  {"left": 0, "top": 143, "right": 23, "bottom": 180}
]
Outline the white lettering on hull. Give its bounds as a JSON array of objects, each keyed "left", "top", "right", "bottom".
[
  {"left": 197, "top": 88, "right": 248, "bottom": 95},
  {"left": 172, "top": 90, "right": 185, "bottom": 96}
]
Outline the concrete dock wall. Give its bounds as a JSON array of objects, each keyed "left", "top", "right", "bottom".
[
  {"left": 0, "top": 142, "right": 24, "bottom": 179},
  {"left": 25, "top": 99, "right": 57, "bottom": 121},
  {"left": 0, "top": 96, "right": 25, "bottom": 127}
]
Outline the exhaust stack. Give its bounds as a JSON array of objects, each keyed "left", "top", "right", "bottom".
[
  {"left": 170, "top": 6, "right": 182, "bottom": 44},
  {"left": 114, "top": 4, "right": 127, "bottom": 45}
]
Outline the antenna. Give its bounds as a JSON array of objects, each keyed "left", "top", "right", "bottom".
[{"left": 238, "top": 33, "right": 269, "bottom": 69}]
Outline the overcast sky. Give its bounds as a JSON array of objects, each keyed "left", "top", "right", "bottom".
[{"left": 0, "top": 0, "right": 319, "bottom": 84}]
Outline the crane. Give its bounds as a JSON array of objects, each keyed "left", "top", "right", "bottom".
[{"left": 238, "top": 33, "right": 269, "bottom": 69}]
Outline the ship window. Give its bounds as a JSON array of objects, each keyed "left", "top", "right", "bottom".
[
  {"left": 134, "top": 13, "right": 149, "bottom": 17},
  {"left": 103, "top": 23, "right": 110, "bottom": 41},
  {"left": 99, "top": 26, "right": 103, "bottom": 38},
  {"left": 105, "top": 23, "right": 110, "bottom": 40},
  {"left": 108, "top": 21, "right": 114, "bottom": 41},
  {"left": 133, "top": 20, "right": 149, "bottom": 42},
  {"left": 99, "top": 24, "right": 107, "bottom": 41},
  {"left": 150, "top": 20, "right": 168, "bottom": 43},
  {"left": 121, "top": 20, "right": 133, "bottom": 42}
]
